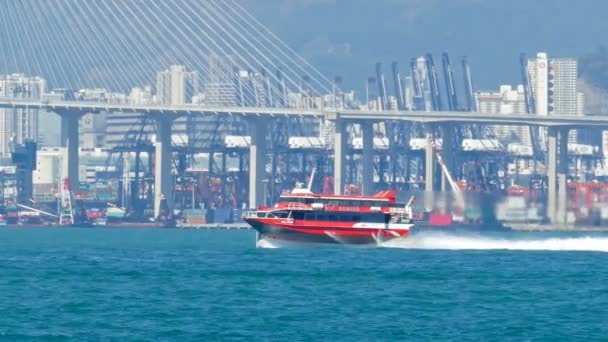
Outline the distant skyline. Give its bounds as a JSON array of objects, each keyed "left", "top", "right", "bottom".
[{"left": 242, "top": 0, "right": 607, "bottom": 93}]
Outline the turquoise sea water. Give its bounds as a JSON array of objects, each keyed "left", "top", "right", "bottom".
[{"left": 1, "top": 228, "right": 608, "bottom": 340}]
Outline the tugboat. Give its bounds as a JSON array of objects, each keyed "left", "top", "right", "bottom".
[{"left": 243, "top": 170, "right": 413, "bottom": 245}]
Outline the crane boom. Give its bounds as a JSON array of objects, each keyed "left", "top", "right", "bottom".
[
  {"left": 520, "top": 53, "right": 542, "bottom": 157},
  {"left": 375, "top": 62, "right": 389, "bottom": 110},
  {"left": 462, "top": 56, "right": 477, "bottom": 112},
  {"left": 432, "top": 142, "right": 466, "bottom": 210},
  {"left": 425, "top": 53, "right": 442, "bottom": 111},
  {"left": 391, "top": 62, "right": 406, "bottom": 111},
  {"left": 409, "top": 58, "right": 422, "bottom": 98},
  {"left": 16, "top": 203, "right": 59, "bottom": 218},
  {"left": 441, "top": 52, "right": 459, "bottom": 111}
]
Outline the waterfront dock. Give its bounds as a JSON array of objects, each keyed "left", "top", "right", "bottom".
[{"left": 176, "top": 223, "right": 250, "bottom": 230}]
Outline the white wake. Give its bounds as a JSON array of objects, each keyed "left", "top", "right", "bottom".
[
  {"left": 256, "top": 238, "right": 280, "bottom": 249},
  {"left": 382, "top": 232, "right": 608, "bottom": 252}
]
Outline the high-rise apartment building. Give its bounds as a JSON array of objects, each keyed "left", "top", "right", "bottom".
[
  {"left": 204, "top": 55, "right": 239, "bottom": 107},
  {"left": 0, "top": 74, "right": 46, "bottom": 156},
  {"left": 157, "top": 65, "right": 199, "bottom": 106},
  {"left": 476, "top": 85, "right": 530, "bottom": 145},
  {"left": 528, "top": 52, "right": 583, "bottom": 142}
]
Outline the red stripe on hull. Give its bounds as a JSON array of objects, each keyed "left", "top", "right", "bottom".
[{"left": 245, "top": 218, "right": 409, "bottom": 245}]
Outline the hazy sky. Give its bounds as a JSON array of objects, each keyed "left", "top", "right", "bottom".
[{"left": 242, "top": 0, "right": 607, "bottom": 93}]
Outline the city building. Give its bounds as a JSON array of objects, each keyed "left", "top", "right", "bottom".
[
  {"left": 528, "top": 52, "right": 584, "bottom": 142},
  {"left": 73, "top": 88, "right": 129, "bottom": 149},
  {"left": 0, "top": 74, "right": 46, "bottom": 157},
  {"left": 157, "top": 65, "right": 199, "bottom": 105},
  {"left": 129, "top": 86, "right": 154, "bottom": 105},
  {"left": 203, "top": 55, "right": 238, "bottom": 107},
  {"left": 475, "top": 85, "right": 531, "bottom": 145}
]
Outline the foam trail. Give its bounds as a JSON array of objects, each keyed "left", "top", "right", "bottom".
[
  {"left": 382, "top": 232, "right": 608, "bottom": 252},
  {"left": 256, "top": 238, "right": 281, "bottom": 249}
]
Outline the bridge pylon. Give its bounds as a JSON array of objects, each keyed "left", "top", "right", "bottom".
[
  {"left": 57, "top": 109, "right": 87, "bottom": 189},
  {"left": 247, "top": 117, "right": 268, "bottom": 208},
  {"left": 150, "top": 113, "right": 178, "bottom": 220},
  {"left": 547, "top": 127, "right": 569, "bottom": 224},
  {"left": 332, "top": 119, "right": 348, "bottom": 195}
]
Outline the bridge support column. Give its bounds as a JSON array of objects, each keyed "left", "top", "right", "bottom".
[
  {"left": 424, "top": 125, "right": 435, "bottom": 211},
  {"left": 248, "top": 118, "right": 268, "bottom": 208},
  {"left": 334, "top": 120, "right": 347, "bottom": 195},
  {"left": 557, "top": 128, "right": 569, "bottom": 225},
  {"left": 361, "top": 121, "right": 374, "bottom": 195},
  {"left": 153, "top": 115, "right": 175, "bottom": 219},
  {"left": 57, "top": 110, "right": 85, "bottom": 188},
  {"left": 546, "top": 127, "right": 558, "bottom": 224},
  {"left": 547, "top": 127, "right": 570, "bottom": 225}
]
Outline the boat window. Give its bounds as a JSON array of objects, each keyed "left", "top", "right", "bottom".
[
  {"left": 352, "top": 215, "right": 361, "bottom": 222},
  {"left": 359, "top": 213, "right": 387, "bottom": 223},
  {"left": 271, "top": 211, "right": 290, "bottom": 219},
  {"left": 328, "top": 214, "right": 337, "bottom": 221},
  {"left": 304, "top": 212, "right": 315, "bottom": 220},
  {"left": 292, "top": 211, "right": 305, "bottom": 220}
]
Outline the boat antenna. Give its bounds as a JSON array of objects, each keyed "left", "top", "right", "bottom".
[{"left": 307, "top": 168, "right": 317, "bottom": 192}]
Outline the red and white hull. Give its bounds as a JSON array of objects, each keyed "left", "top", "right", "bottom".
[{"left": 245, "top": 218, "right": 411, "bottom": 245}]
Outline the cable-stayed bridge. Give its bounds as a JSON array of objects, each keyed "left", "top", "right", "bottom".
[
  {"left": 1, "top": 0, "right": 607, "bottom": 223},
  {"left": 0, "top": 0, "right": 332, "bottom": 96}
]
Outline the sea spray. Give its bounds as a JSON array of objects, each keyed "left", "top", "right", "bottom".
[{"left": 382, "top": 232, "right": 608, "bottom": 252}]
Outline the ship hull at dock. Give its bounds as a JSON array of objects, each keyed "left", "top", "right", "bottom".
[{"left": 245, "top": 218, "right": 410, "bottom": 245}]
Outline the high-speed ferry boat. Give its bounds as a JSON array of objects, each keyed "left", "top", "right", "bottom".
[{"left": 243, "top": 171, "right": 413, "bottom": 245}]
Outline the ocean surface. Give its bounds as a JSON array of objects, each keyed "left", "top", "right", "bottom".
[{"left": 1, "top": 228, "right": 608, "bottom": 341}]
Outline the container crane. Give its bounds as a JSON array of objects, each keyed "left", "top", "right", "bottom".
[
  {"left": 409, "top": 58, "right": 425, "bottom": 111},
  {"left": 462, "top": 56, "right": 477, "bottom": 113},
  {"left": 409, "top": 58, "right": 422, "bottom": 100},
  {"left": 375, "top": 62, "right": 390, "bottom": 110},
  {"left": 425, "top": 53, "right": 443, "bottom": 111},
  {"left": 391, "top": 62, "right": 406, "bottom": 111},
  {"left": 520, "top": 53, "right": 543, "bottom": 161},
  {"left": 461, "top": 56, "right": 484, "bottom": 139},
  {"left": 441, "top": 52, "right": 459, "bottom": 111}
]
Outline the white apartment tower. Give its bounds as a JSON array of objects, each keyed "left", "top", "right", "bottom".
[
  {"left": 529, "top": 53, "right": 549, "bottom": 116},
  {"left": 0, "top": 74, "right": 46, "bottom": 156},
  {"left": 528, "top": 52, "right": 583, "bottom": 142}
]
